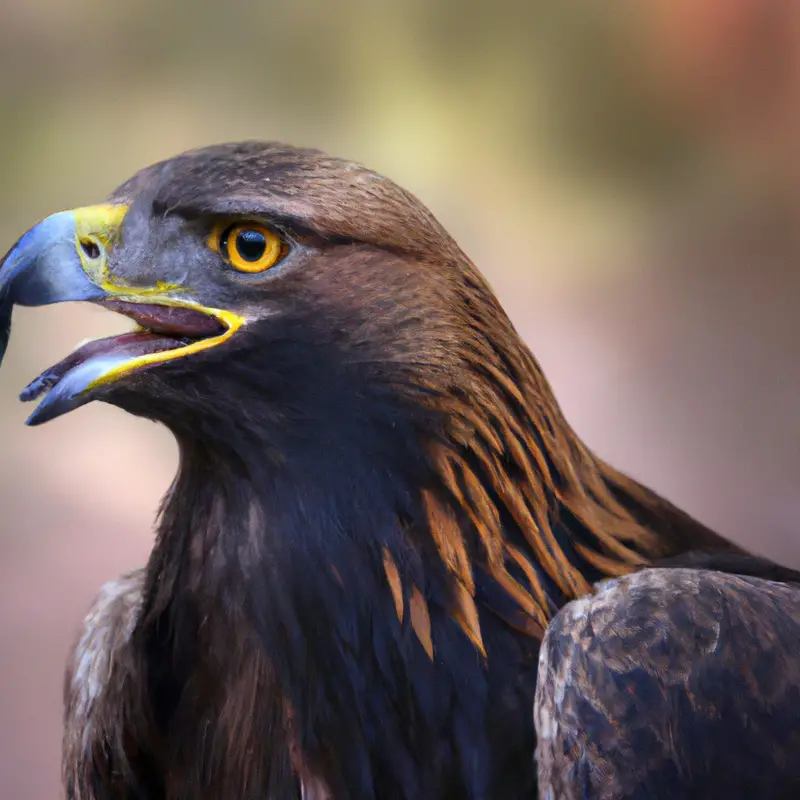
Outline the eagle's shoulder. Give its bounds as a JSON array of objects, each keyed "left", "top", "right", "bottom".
[
  {"left": 63, "top": 569, "right": 144, "bottom": 798},
  {"left": 535, "top": 567, "right": 800, "bottom": 798}
]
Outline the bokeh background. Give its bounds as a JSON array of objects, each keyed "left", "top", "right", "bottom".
[{"left": 1, "top": 1, "right": 799, "bottom": 796}]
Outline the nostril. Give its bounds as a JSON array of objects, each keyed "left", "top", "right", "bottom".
[{"left": 80, "top": 238, "right": 101, "bottom": 260}]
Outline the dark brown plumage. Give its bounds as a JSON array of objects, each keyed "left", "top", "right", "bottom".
[
  {"left": 0, "top": 141, "right": 797, "bottom": 798},
  {"left": 535, "top": 567, "right": 800, "bottom": 798}
]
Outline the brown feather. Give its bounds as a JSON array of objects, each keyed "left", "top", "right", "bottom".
[
  {"left": 450, "top": 580, "right": 487, "bottom": 659},
  {"left": 382, "top": 547, "right": 405, "bottom": 623},
  {"left": 409, "top": 586, "right": 434, "bottom": 660},
  {"left": 422, "top": 488, "right": 475, "bottom": 594}
]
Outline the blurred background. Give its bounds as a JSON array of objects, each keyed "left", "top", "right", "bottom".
[{"left": 1, "top": 1, "right": 799, "bottom": 795}]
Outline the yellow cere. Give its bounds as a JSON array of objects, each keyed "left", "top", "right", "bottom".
[
  {"left": 87, "top": 303, "right": 246, "bottom": 390},
  {"left": 72, "top": 203, "right": 183, "bottom": 297}
]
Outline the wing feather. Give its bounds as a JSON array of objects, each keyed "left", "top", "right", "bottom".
[
  {"left": 535, "top": 567, "right": 800, "bottom": 799},
  {"left": 63, "top": 570, "right": 145, "bottom": 799}
]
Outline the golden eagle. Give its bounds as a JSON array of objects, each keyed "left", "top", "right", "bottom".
[{"left": 1, "top": 142, "right": 799, "bottom": 799}]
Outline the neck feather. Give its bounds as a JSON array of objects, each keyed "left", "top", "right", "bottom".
[{"left": 136, "top": 293, "right": 740, "bottom": 796}]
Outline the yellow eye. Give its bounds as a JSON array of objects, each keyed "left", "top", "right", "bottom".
[{"left": 210, "top": 222, "right": 285, "bottom": 273}]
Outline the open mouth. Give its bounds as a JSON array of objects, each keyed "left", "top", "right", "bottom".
[{"left": 21, "top": 300, "right": 231, "bottom": 404}]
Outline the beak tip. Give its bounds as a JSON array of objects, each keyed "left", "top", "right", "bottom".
[
  {"left": 0, "top": 296, "right": 11, "bottom": 369},
  {"left": 25, "top": 403, "right": 56, "bottom": 427},
  {"left": 24, "top": 402, "right": 47, "bottom": 426}
]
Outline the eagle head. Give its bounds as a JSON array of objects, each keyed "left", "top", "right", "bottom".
[{"left": 1, "top": 143, "right": 466, "bottom": 435}]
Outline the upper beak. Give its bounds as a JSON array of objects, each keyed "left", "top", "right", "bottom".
[{"left": 0, "top": 204, "right": 128, "bottom": 364}]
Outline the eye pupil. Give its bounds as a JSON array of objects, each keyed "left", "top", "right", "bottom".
[{"left": 235, "top": 228, "right": 267, "bottom": 262}]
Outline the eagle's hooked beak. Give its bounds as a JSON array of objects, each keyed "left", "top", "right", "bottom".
[
  {"left": 0, "top": 205, "right": 243, "bottom": 426},
  {"left": 0, "top": 205, "right": 128, "bottom": 307}
]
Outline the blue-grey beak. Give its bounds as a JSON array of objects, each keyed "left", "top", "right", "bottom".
[
  {"left": 0, "top": 205, "right": 136, "bottom": 424},
  {"left": 0, "top": 205, "right": 128, "bottom": 366}
]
